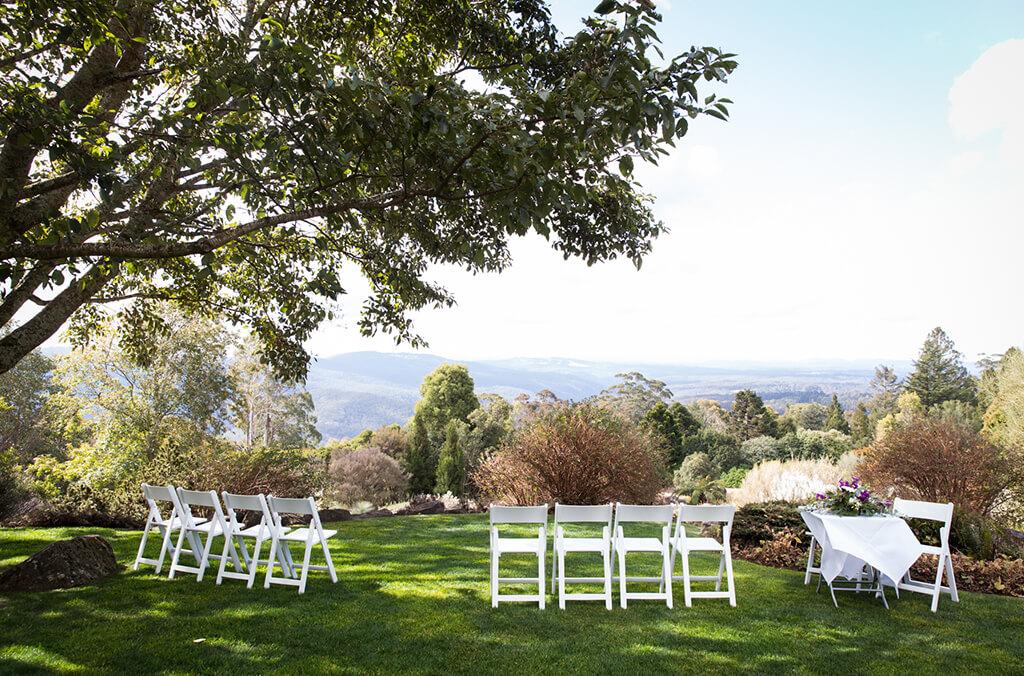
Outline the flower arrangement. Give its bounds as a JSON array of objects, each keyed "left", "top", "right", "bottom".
[{"left": 808, "top": 477, "right": 892, "bottom": 516}]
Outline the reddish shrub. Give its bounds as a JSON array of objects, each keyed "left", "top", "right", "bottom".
[
  {"left": 328, "top": 448, "right": 408, "bottom": 507},
  {"left": 861, "top": 416, "right": 1020, "bottom": 517},
  {"left": 473, "top": 403, "right": 666, "bottom": 505}
]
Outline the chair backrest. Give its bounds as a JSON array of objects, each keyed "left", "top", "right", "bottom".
[
  {"left": 223, "top": 492, "right": 272, "bottom": 532},
  {"left": 489, "top": 504, "right": 548, "bottom": 525},
  {"left": 268, "top": 495, "right": 317, "bottom": 516},
  {"left": 141, "top": 483, "right": 176, "bottom": 522},
  {"left": 676, "top": 504, "right": 735, "bottom": 541},
  {"left": 678, "top": 504, "right": 735, "bottom": 526},
  {"left": 553, "top": 503, "right": 613, "bottom": 524},
  {"left": 894, "top": 498, "right": 953, "bottom": 527},
  {"left": 614, "top": 503, "right": 675, "bottom": 525},
  {"left": 177, "top": 488, "right": 227, "bottom": 530}
]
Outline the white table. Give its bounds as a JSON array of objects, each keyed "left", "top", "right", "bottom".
[{"left": 800, "top": 510, "right": 925, "bottom": 608}]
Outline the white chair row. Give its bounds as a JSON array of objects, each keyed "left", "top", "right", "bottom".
[
  {"left": 803, "top": 497, "right": 959, "bottom": 612},
  {"left": 132, "top": 483, "right": 337, "bottom": 594},
  {"left": 489, "top": 502, "right": 737, "bottom": 610}
]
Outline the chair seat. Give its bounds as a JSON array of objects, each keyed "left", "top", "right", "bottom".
[
  {"left": 281, "top": 527, "right": 336, "bottom": 542},
  {"left": 558, "top": 537, "right": 608, "bottom": 552},
  {"left": 158, "top": 516, "right": 205, "bottom": 529},
  {"left": 190, "top": 521, "right": 222, "bottom": 534},
  {"left": 236, "top": 524, "right": 284, "bottom": 538},
  {"left": 679, "top": 537, "right": 724, "bottom": 552},
  {"left": 495, "top": 537, "right": 543, "bottom": 554},
  {"left": 920, "top": 544, "right": 944, "bottom": 556},
  {"left": 616, "top": 537, "right": 664, "bottom": 552}
]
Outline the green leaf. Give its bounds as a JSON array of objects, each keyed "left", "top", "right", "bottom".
[
  {"left": 618, "top": 155, "right": 634, "bottom": 176},
  {"left": 595, "top": 0, "right": 618, "bottom": 15}
]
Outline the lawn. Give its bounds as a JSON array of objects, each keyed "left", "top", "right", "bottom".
[{"left": 1, "top": 514, "right": 1022, "bottom": 675}]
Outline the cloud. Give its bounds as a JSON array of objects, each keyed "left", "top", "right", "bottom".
[{"left": 948, "top": 39, "right": 1024, "bottom": 167}]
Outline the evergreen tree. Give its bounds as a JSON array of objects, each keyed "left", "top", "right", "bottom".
[
  {"left": 850, "top": 402, "right": 873, "bottom": 446},
  {"left": 405, "top": 416, "right": 435, "bottom": 495},
  {"left": 413, "top": 364, "right": 479, "bottom": 446},
  {"left": 434, "top": 421, "right": 466, "bottom": 497},
  {"left": 669, "top": 402, "right": 702, "bottom": 437},
  {"left": 729, "top": 390, "right": 778, "bottom": 440},
  {"left": 825, "top": 394, "right": 851, "bottom": 434},
  {"left": 905, "top": 327, "right": 977, "bottom": 408}
]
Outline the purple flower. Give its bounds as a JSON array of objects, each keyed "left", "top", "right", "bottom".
[{"left": 815, "top": 492, "right": 826, "bottom": 500}]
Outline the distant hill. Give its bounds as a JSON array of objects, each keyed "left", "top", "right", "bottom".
[{"left": 306, "top": 351, "right": 912, "bottom": 441}]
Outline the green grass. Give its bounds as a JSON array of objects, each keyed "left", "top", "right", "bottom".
[{"left": 1, "top": 515, "right": 1022, "bottom": 675}]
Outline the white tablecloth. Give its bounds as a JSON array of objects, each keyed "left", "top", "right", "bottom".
[{"left": 800, "top": 510, "right": 924, "bottom": 586}]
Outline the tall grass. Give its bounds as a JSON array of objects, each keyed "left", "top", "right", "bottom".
[{"left": 729, "top": 452, "right": 861, "bottom": 506}]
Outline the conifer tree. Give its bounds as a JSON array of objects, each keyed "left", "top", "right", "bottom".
[
  {"left": 405, "top": 415, "right": 435, "bottom": 495},
  {"left": 825, "top": 394, "right": 851, "bottom": 434},
  {"left": 729, "top": 390, "right": 778, "bottom": 440},
  {"left": 850, "top": 402, "right": 873, "bottom": 446},
  {"left": 435, "top": 421, "right": 466, "bottom": 497},
  {"left": 905, "top": 327, "right": 977, "bottom": 408}
]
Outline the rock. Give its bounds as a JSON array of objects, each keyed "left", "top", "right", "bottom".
[
  {"left": 318, "top": 508, "right": 352, "bottom": 522},
  {"left": 397, "top": 500, "right": 445, "bottom": 516},
  {"left": 0, "top": 535, "right": 121, "bottom": 592}
]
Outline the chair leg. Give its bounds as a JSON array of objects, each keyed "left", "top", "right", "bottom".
[
  {"left": 550, "top": 540, "right": 557, "bottom": 594},
  {"left": 804, "top": 536, "right": 816, "bottom": 585},
  {"left": 681, "top": 549, "right": 692, "bottom": 608},
  {"left": 490, "top": 549, "right": 499, "bottom": 608},
  {"left": 661, "top": 540, "right": 677, "bottom": 594},
  {"left": 663, "top": 543, "right": 673, "bottom": 609},
  {"left": 168, "top": 527, "right": 187, "bottom": 580},
  {"left": 603, "top": 550, "right": 613, "bottom": 611},
  {"left": 133, "top": 521, "right": 152, "bottom": 571},
  {"left": 715, "top": 553, "right": 725, "bottom": 592},
  {"left": 248, "top": 533, "right": 264, "bottom": 589},
  {"left": 155, "top": 525, "right": 174, "bottom": 575},
  {"left": 265, "top": 536, "right": 280, "bottom": 589},
  {"left": 196, "top": 531, "right": 214, "bottom": 582},
  {"left": 557, "top": 546, "right": 566, "bottom": 610},
  {"left": 298, "top": 539, "right": 314, "bottom": 594},
  {"left": 215, "top": 532, "right": 232, "bottom": 585},
  {"left": 725, "top": 549, "right": 736, "bottom": 607},
  {"left": 945, "top": 551, "right": 959, "bottom": 602},
  {"left": 931, "top": 554, "right": 945, "bottom": 612},
  {"left": 618, "top": 547, "right": 628, "bottom": 609},
  {"left": 322, "top": 538, "right": 338, "bottom": 583},
  {"left": 537, "top": 547, "right": 545, "bottom": 610}
]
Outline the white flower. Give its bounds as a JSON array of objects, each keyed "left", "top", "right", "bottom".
[
  {"left": 841, "top": 485, "right": 854, "bottom": 492},
  {"left": 849, "top": 498, "right": 859, "bottom": 507}
]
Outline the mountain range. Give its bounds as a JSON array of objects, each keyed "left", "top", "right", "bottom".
[{"left": 306, "top": 351, "right": 912, "bottom": 441}]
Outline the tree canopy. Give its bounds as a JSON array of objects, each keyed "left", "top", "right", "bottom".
[
  {"left": 905, "top": 327, "right": 977, "bottom": 408},
  {"left": 0, "top": 0, "right": 736, "bottom": 377}
]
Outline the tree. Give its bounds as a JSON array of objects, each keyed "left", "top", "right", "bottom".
[
  {"left": 0, "top": 347, "right": 55, "bottom": 461},
  {"left": 404, "top": 415, "right": 434, "bottom": 496},
  {"left": 598, "top": 371, "right": 673, "bottom": 421},
  {"left": 729, "top": 390, "right": 778, "bottom": 440},
  {"left": 463, "top": 394, "right": 512, "bottom": 468},
  {"left": 905, "top": 328, "right": 977, "bottom": 408},
  {"left": 849, "top": 402, "right": 873, "bottom": 447},
  {"left": 824, "top": 394, "right": 850, "bottom": 434},
  {"left": 412, "top": 364, "right": 479, "bottom": 448},
  {"left": 365, "top": 425, "right": 408, "bottom": 460},
  {"left": 0, "top": 1, "right": 737, "bottom": 377},
  {"left": 434, "top": 421, "right": 466, "bottom": 497},
  {"left": 869, "top": 365, "right": 902, "bottom": 417},
  {"left": 643, "top": 402, "right": 683, "bottom": 466},
  {"left": 781, "top": 403, "right": 829, "bottom": 431},
  {"left": 229, "top": 337, "right": 321, "bottom": 449},
  {"left": 688, "top": 399, "right": 731, "bottom": 432}
]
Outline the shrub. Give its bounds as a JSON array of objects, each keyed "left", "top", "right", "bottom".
[
  {"left": 434, "top": 421, "right": 466, "bottom": 497},
  {"left": 680, "top": 430, "right": 745, "bottom": 471},
  {"left": 719, "top": 466, "right": 749, "bottom": 488},
  {"left": 742, "top": 430, "right": 852, "bottom": 465},
  {"left": 473, "top": 403, "right": 666, "bottom": 505},
  {"left": 673, "top": 452, "right": 717, "bottom": 491},
  {"left": 729, "top": 453, "right": 861, "bottom": 506},
  {"left": 860, "top": 416, "right": 1021, "bottom": 517},
  {"left": 730, "top": 501, "right": 806, "bottom": 548},
  {"left": 205, "top": 446, "right": 325, "bottom": 499},
  {"left": 328, "top": 448, "right": 408, "bottom": 508},
  {"left": 0, "top": 448, "right": 27, "bottom": 519}
]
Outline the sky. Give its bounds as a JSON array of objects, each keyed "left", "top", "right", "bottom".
[{"left": 304, "top": 1, "right": 1024, "bottom": 365}]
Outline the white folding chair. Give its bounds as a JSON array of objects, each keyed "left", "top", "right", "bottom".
[
  {"left": 489, "top": 504, "right": 548, "bottom": 609},
  {"left": 893, "top": 497, "right": 959, "bottom": 612},
  {"left": 133, "top": 483, "right": 206, "bottom": 574},
  {"left": 613, "top": 503, "right": 675, "bottom": 609},
  {"left": 218, "top": 492, "right": 296, "bottom": 588},
  {"left": 168, "top": 488, "right": 240, "bottom": 581},
  {"left": 669, "top": 504, "right": 737, "bottom": 607},
  {"left": 265, "top": 496, "right": 338, "bottom": 594},
  {"left": 550, "top": 503, "right": 614, "bottom": 610}
]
